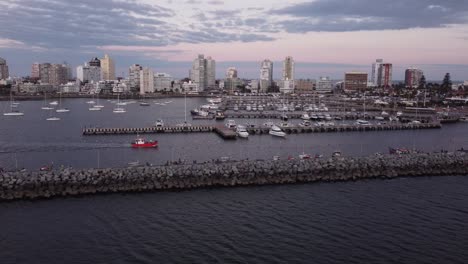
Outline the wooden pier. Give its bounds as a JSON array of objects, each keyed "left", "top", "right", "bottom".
[{"left": 82, "top": 122, "right": 441, "bottom": 139}]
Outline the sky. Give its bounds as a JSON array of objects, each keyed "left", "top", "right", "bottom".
[{"left": 1, "top": 0, "right": 468, "bottom": 80}]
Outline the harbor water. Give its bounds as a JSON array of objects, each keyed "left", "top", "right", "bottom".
[{"left": 1, "top": 98, "right": 468, "bottom": 263}]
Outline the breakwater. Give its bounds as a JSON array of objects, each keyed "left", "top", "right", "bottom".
[{"left": 1, "top": 153, "right": 467, "bottom": 201}]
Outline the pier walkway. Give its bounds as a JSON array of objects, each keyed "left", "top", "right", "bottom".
[{"left": 82, "top": 122, "right": 441, "bottom": 139}]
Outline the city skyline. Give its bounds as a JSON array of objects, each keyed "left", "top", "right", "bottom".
[{"left": 1, "top": 0, "right": 468, "bottom": 80}]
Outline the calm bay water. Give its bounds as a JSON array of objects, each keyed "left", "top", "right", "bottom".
[
  {"left": 0, "top": 98, "right": 467, "bottom": 170},
  {"left": 1, "top": 98, "right": 468, "bottom": 263}
]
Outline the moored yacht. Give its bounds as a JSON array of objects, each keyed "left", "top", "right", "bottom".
[
  {"left": 155, "top": 119, "right": 164, "bottom": 127},
  {"left": 236, "top": 125, "right": 249, "bottom": 138},
  {"left": 269, "top": 125, "right": 286, "bottom": 137},
  {"left": 225, "top": 119, "right": 237, "bottom": 129},
  {"left": 356, "top": 119, "right": 370, "bottom": 125},
  {"left": 301, "top": 113, "right": 310, "bottom": 120}
]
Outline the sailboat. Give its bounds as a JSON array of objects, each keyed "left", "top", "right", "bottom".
[
  {"left": 113, "top": 93, "right": 126, "bottom": 113},
  {"left": 56, "top": 92, "right": 70, "bottom": 113},
  {"left": 176, "top": 91, "right": 191, "bottom": 127},
  {"left": 41, "top": 92, "right": 54, "bottom": 110},
  {"left": 89, "top": 92, "right": 102, "bottom": 111},
  {"left": 93, "top": 92, "right": 104, "bottom": 109},
  {"left": 3, "top": 91, "right": 24, "bottom": 116}
]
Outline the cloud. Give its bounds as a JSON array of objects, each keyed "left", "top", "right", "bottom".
[
  {"left": 272, "top": 0, "right": 468, "bottom": 32},
  {"left": 0, "top": 0, "right": 275, "bottom": 51},
  {"left": 206, "top": 0, "right": 223, "bottom": 5}
]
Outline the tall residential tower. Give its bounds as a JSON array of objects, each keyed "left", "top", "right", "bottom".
[{"left": 100, "top": 54, "right": 115, "bottom": 80}]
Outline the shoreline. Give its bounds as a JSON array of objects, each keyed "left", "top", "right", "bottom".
[
  {"left": 0, "top": 93, "right": 211, "bottom": 101},
  {"left": 1, "top": 152, "right": 467, "bottom": 201}
]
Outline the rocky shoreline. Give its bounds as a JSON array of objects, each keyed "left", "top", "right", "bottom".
[{"left": 1, "top": 152, "right": 467, "bottom": 201}]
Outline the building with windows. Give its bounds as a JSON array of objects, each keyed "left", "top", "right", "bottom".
[
  {"left": 89, "top": 57, "right": 101, "bottom": 67},
  {"left": 316, "top": 76, "right": 333, "bottom": 93},
  {"left": 371, "top": 59, "right": 383, "bottom": 86},
  {"left": 77, "top": 64, "right": 101, "bottom": 83},
  {"left": 182, "top": 81, "right": 200, "bottom": 94},
  {"left": 189, "top": 54, "right": 216, "bottom": 91},
  {"left": 0, "top": 57, "right": 9, "bottom": 80},
  {"left": 344, "top": 72, "right": 368, "bottom": 91},
  {"left": 259, "top": 59, "right": 273, "bottom": 92},
  {"left": 282, "top": 56, "right": 294, "bottom": 81},
  {"left": 154, "top": 73, "right": 172, "bottom": 91},
  {"left": 100, "top": 54, "right": 115, "bottom": 80},
  {"left": 295, "top": 79, "right": 316, "bottom": 94},
  {"left": 129, "top": 64, "right": 143, "bottom": 92},
  {"left": 31, "top": 63, "right": 40, "bottom": 79},
  {"left": 139, "top": 67, "right": 154, "bottom": 95},
  {"left": 378, "top": 63, "right": 392, "bottom": 87},
  {"left": 405, "top": 67, "right": 424, "bottom": 88}
]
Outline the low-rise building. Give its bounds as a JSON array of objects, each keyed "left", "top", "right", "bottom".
[
  {"left": 295, "top": 79, "right": 316, "bottom": 94},
  {"left": 18, "top": 82, "right": 55, "bottom": 94},
  {"left": 316, "top": 77, "right": 333, "bottom": 93},
  {"left": 344, "top": 72, "right": 367, "bottom": 92},
  {"left": 60, "top": 81, "right": 80, "bottom": 93},
  {"left": 182, "top": 81, "right": 199, "bottom": 94},
  {"left": 279, "top": 79, "right": 295, "bottom": 94}
]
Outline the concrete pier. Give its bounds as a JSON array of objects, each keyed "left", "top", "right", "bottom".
[{"left": 0, "top": 152, "right": 467, "bottom": 201}]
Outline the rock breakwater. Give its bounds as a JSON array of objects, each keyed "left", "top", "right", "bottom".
[{"left": 1, "top": 153, "right": 467, "bottom": 201}]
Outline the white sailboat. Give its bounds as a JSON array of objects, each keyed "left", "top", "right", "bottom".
[
  {"left": 41, "top": 92, "right": 54, "bottom": 110},
  {"left": 3, "top": 91, "right": 24, "bottom": 116},
  {"left": 113, "top": 93, "right": 126, "bottom": 113},
  {"left": 93, "top": 92, "right": 104, "bottom": 108},
  {"left": 56, "top": 92, "right": 70, "bottom": 113},
  {"left": 176, "top": 91, "right": 192, "bottom": 127}
]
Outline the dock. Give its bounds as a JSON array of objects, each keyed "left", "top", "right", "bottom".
[{"left": 82, "top": 122, "right": 441, "bottom": 139}]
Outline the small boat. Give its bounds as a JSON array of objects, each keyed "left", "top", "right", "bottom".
[
  {"left": 128, "top": 161, "right": 141, "bottom": 167},
  {"left": 49, "top": 101, "right": 59, "bottom": 106},
  {"left": 207, "top": 97, "right": 222, "bottom": 104},
  {"left": 225, "top": 119, "right": 237, "bottom": 129},
  {"left": 190, "top": 109, "right": 200, "bottom": 115},
  {"left": 86, "top": 100, "right": 96, "bottom": 104},
  {"left": 280, "top": 114, "right": 288, "bottom": 121},
  {"left": 41, "top": 106, "right": 54, "bottom": 110},
  {"left": 56, "top": 108, "right": 70, "bottom": 113},
  {"left": 375, "top": 116, "right": 385, "bottom": 121},
  {"left": 3, "top": 112, "right": 24, "bottom": 116},
  {"left": 299, "top": 120, "right": 312, "bottom": 127},
  {"left": 301, "top": 113, "right": 310, "bottom": 120},
  {"left": 215, "top": 112, "right": 225, "bottom": 120},
  {"left": 236, "top": 125, "right": 249, "bottom": 138},
  {"left": 332, "top": 151, "right": 342, "bottom": 158},
  {"left": 310, "top": 114, "right": 319, "bottom": 121},
  {"left": 299, "top": 153, "right": 311, "bottom": 160},
  {"left": 113, "top": 107, "right": 126, "bottom": 113},
  {"left": 46, "top": 117, "right": 61, "bottom": 121},
  {"left": 131, "top": 138, "right": 158, "bottom": 148},
  {"left": 139, "top": 102, "right": 150, "bottom": 106},
  {"left": 40, "top": 165, "right": 53, "bottom": 171},
  {"left": 269, "top": 125, "right": 286, "bottom": 137},
  {"left": 94, "top": 104, "right": 104, "bottom": 108},
  {"left": 381, "top": 111, "right": 389, "bottom": 116},
  {"left": 356, "top": 119, "right": 370, "bottom": 125},
  {"left": 459, "top": 116, "right": 468, "bottom": 122},
  {"left": 273, "top": 156, "right": 280, "bottom": 161},
  {"left": 396, "top": 111, "right": 403, "bottom": 117},
  {"left": 155, "top": 119, "right": 164, "bottom": 127},
  {"left": 89, "top": 107, "right": 102, "bottom": 111}
]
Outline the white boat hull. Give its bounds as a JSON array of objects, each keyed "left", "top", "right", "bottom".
[
  {"left": 269, "top": 130, "right": 286, "bottom": 137},
  {"left": 46, "top": 117, "right": 60, "bottom": 121},
  {"left": 41, "top": 107, "right": 54, "bottom": 110},
  {"left": 3, "top": 112, "right": 24, "bottom": 116},
  {"left": 56, "top": 109, "right": 70, "bottom": 113},
  {"left": 89, "top": 108, "right": 102, "bottom": 111}
]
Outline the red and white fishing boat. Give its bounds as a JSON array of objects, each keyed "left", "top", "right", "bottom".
[{"left": 131, "top": 138, "right": 158, "bottom": 148}]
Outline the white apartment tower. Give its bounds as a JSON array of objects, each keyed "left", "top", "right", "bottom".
[
  {"left": 189, "top": 54, "right": 216, "bottom": 91},
  {"left": 260, "top": 59, "right": 273, "bottom": 92},
  {"left": 283, "top": 56, "right": 294, "bottom": 81},
  {"left": 139, "top": 67, "right": 154, "bottom": 95},
  {"left": 371, "top": 59, "right": 383, "bottom": 86},
  {"left": 100, "top": 54, "right": 115, "bottom": 80},
  {"left": 154, "top": 73, "right": 172, "bottom": 91},
  {"left": 76, "top": 64, "right": 101, "bottom": 83}
]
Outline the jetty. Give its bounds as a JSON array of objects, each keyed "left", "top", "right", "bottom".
[
  {"left": 1, "top": 152, "right": 467, "bottom": 201},
  {"left": 82, "top": 122, "right": 441, "bottom": 139}
]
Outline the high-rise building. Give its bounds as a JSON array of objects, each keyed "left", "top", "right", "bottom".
[
  {"left": 189, "top": 54, "right": 216, "bottom": 91},
  {"left": 31, "top": 63, "right": 40, "bottom": 79},
  {"left": 154, "top": 73, "right": 172, "bottom": 91},
  {"left": 378, "top": 63, "right": 392, "bottom": 87},
  {"left": 371, "top": 59, "right": 383, "bottom": 86},
  {"left": 282, "top": 56, "right": 294, "bottom": 81},
  {"left": 260, "top": 59, "right": 273, "bottom": 92},
  {"left": 89, "top": 57, "right": 101, "bottom": 67},
  {"left": 129, "top": 64, "right": 143, "bottom": 92},
  {"left": 0, "top": 57, "right": 9, "bottom": 80},
  {"left": 139, "top": 67, "right": 154, "bottom": 95},
  {"left": 344, "top": 72, "right": 368, "bottom": 91},
  {"left": 405, "top": 67, "right": 424, "bottom": 88},
  {"left": 100, "top": 54, "right": 115, "bottom": 80},
  {"left": 39, "top": 63, "right": 51, "bottom": 84},
  {"left": 49, "top": 64, "right": 68, "bottom": 86},
  {"left": 77, "top": 64, "right": 101, "bottom": 83},
  {"left": 316, "top": 77, "right": 333, "bottom": 93}
]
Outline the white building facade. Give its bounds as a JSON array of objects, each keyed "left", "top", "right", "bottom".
[
  {"left": 139, "top": 68, "right": 154, "bottom": 95},
  {"left": 260, "top": 59, "right": 273, "bottom": 92},
  {"left": 0, "top": 57, "right": 9, "bottom": 80},
  {"left": 316, "top": 77, "right": 332, "bottom": 93},
  {"left": 77, "top": 64, "right": 101, "bottom": 83},
  {"left": 371, "top": 59, "right": 383, "bottom": 87},
  {"left": 129, "top": 64, "right": 143, "bottom": 92},
  {"left": 154, "top": 73, "right": 172, "bottom": 92}
]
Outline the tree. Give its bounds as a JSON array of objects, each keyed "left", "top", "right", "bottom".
[
  {"left": 419, "top": 74, "right": 426, "bottom": 89},
  {"left": 442, "top": 73, "right": 452, "bottom": 94}
]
